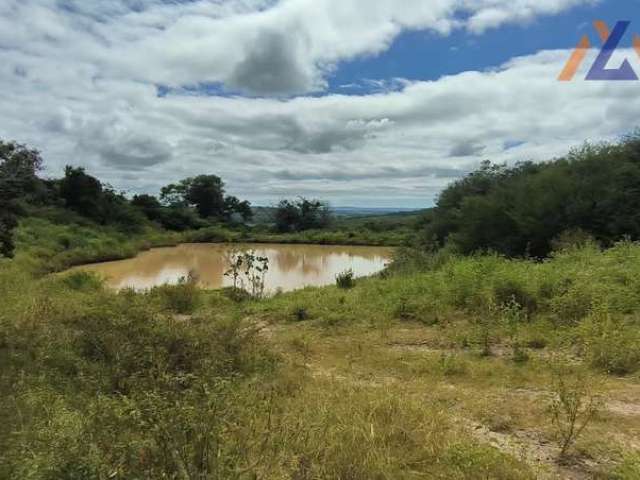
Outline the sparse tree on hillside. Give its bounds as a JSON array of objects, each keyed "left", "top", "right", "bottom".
[
  {"left": 0, "top": 141, "right": 44, "bottom": 257},
  {"left": 161, "top": 176, "right": 252, "bottom": 223},
  {"left": 185, "top": 175, "right": 226, "bottom": 218},
  {"left": 59, "top": 166, "right": 103, "bottom": 218},
  {"left": 274, "top": 197, "right": 331, "bottom": 233}
]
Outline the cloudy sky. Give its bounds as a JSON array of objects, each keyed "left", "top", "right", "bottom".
[{"left": 1, "top": 0, "right": 639, "bottom": 207}]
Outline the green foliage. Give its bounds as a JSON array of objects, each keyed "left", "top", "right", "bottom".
[
  {"left": 424, "top": 135, "right": 640, "bottom": 257},
  {"left": 153, "top": 278, "right": 201, "bottom": 314},
  {"left": 549, "top": 362, "right": 602, "bottom": 459},
  {"left": 0, "top": 267, "right": 276, "bottom": 479},
  {"left": 579, "top": 307, "right": 640, "bottom": 375},
  {"left": 274, "top": 197, "right": 332, "bottom": 233},
  {"left": 161, "top": 175, "right": 252, "bottom": 222},
  {"left": 62, "top": 271, "right": 104, "bottom": 291},
  {"left": 292, "top": 305, "right": 309, "bottom": 321},
  {"left": 610, "top": 454, "right": 640, "bottom": 479},
  {"left": 335, "top": 269, "right": 355, "bottom": 289},
  {"left": 0, "top": 140, "right": 43, "bottom": 257},
  {"left": 224, "top": 250, "right": 270, "bottom": 299}
]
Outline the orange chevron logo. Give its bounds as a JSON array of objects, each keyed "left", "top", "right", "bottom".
[{"left": 559, "top": 20, "right": 640, "bottom": 81}]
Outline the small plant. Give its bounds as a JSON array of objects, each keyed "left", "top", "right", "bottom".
[
  {"left": 157, "top": 277, "right": 201, "bottom": 314},
  {"left": 493, "top": 280, "right": 537, "bottom": 316},
  {"left": 525, "top": 336, "right": 547, "bottom": 350},
  {"left": 549, "top": 362, "right": 601, "bottom": 459},
  {"left": 335, "top": 269, "right": 355, "bottom": 289},
  {"left": 473, "top": 314, "right": 495, "bottom": 357},
  {"left": 501, "top": 298, "right": 530, "bottom": 363},
  {"left": 62, "top": 271, "right": 103, "bottom": 291},
  {"left": 580, "top": 307, "right": 640, "bottom": 375},
  {"left": 292, "top": 306, "right": 309, "bottom": 322},
  {"left": 394, "top": 297, "right": 416, "bottom": 321},
  {"left": 224, "top": 250, "right": 270, "bottom": 299},
  {"left": 437, "top": 353, "right": 468, "bottom": 377}
]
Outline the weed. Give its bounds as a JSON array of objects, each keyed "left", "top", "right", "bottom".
[
  {"left": 292, "top": 306, "right": 309, "bottom": 322},
  {"left": 154, "top": 278, "right": 201, "bottom": 314},
  {"left": 549, "top": 361, "right": 602, "bottom": 459},
  {"left": 335, "top": 269, "right": 355, "bottom": 289}
]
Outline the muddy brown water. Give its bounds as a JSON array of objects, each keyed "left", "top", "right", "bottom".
[{"left": 69, "top": 243, "right": 393, "bottom": 292}]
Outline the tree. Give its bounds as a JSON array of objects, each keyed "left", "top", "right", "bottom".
[
  {"left": 160, "top": 176, "right": 252, "bottom": 223},
  {"left": 161, "top": 175, "right": 225, "bottom": 218},
  {"left": 0, "top": 141, "right": 44, "bottom": 257},
  {"left": 223, "top": 196, "right": 253, "bottom": 222},
  {"left": 422, "top": 134, "right": 640, "bottom": 257},
  {"left": 132, "top": 194, "right": 163, "bottom": 221},
  {"left": 59, "top": 166, "right": 103, "bottom": 219},
  {"left": 274, "top": 198, "right": 331, "bottom": 233},
  {"left": 185, "top": 175, "right": 226, "bottom": 218},
  {"left": 160, "top": 182, "right": 189, "bottom": 208}
]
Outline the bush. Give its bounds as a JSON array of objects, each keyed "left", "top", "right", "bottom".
[
  {"left": 292, "top": 306, "right": 309, "bottom": 322},
  {"left": 335, "top": 269, "right": 355, "bottom": 289},
  {"left": 154, "top": 280, "right": 201, "bottom": 314},
  {"left": 62, "top": 271, "right": 103, "bottom": 291},
  {"left": 493, "top": 279, "right": 537, "bottom": 315},
  {"left": 580, "top": 309, "right": 640, "bottom": 375},
  {"left": 437, "top": 353, "right": 469, "bottom": 377},
  {"left": 549, "top": 362, "right": 602, "bottom": 459}
]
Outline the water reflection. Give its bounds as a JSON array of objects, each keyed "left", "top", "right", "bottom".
[{"left": 71, "top": 243, "right": 393, "bottom": 292}]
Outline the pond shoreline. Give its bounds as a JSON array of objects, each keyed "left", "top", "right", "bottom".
[{"left": 66, "top": 243, "right": 394, "bottom": 293}]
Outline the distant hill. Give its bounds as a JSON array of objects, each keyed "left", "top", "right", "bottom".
[
  {"left": 251, "top": 206, "right": 424, "bottom": 225},
  {"left": 331, "top": 207, "right": 423, "bottom": 217}
]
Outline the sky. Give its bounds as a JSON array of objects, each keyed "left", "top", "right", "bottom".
[{"left": 1, "top": 0, "right": 640, "bottom": 208}]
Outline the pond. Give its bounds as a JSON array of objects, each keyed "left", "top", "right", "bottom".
[{"left": 70, "top": 243, "right": 393, "bottom": 293}]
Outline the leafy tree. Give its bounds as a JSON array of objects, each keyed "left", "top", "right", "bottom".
[
  {"left": 159, "top": 182, "right": 189, "bottom": 208},
  {"left": 99, "top": 188, "right": 146, "bottom": 233},
  {"left": 0, "top": 141, "right": 44, "bottom": 257},
  {"left": 132, "top": 194, "right": 163, "bottom": 221},
  {"left": 161, "top": 176, "right": 252, "bottom": 223},
  {"left": 423, "top": 134, "right": 640, "bottom": 257},
  {"left": 223, "top": 196, "right": 253, "bottom": 222},
  {"left": 185, "top": 175, "right": 226, "bottom": 218},
  {"left": 274, "top": 200, "right": 300, "bottom": 233},
  {"left": 274, "top": 198, "right": 331, "bottom": 233},
  {"left": 59, "top": 166, "right": 103, "bottom": 219},
  {"left": 59, "top": 167, "right": 144, "bottom": 232}
]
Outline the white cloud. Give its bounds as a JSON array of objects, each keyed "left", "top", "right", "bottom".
[{"left": 3, "top": 0, "right": 636, "bottom": 208}]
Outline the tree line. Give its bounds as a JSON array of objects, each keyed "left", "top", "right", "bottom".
[
  {"left": 0, "top": 139, "right": 334, "bottom": 258},
  {"left": 423, "top": 133, "right": 640, "bottom": 257}
]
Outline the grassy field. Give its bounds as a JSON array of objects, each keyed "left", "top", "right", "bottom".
[{"left": 2, "top": 216, "right": 640, "bottom": 479}]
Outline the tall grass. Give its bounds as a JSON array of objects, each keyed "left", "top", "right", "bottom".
[{"left": 3, "top": 222, "right": 640, "bottom": 477}]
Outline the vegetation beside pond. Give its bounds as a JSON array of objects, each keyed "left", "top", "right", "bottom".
[{"left": 2, "top": 135, "right": 640, "bottom": 478}]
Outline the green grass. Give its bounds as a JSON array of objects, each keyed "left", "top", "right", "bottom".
[{"left": 2, "top": 219, "right": 640, "bottom": 478}]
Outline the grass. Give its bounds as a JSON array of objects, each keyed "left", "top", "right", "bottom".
[
  {"left": 2, "top": 220, "right": 640, "bottom": 478},
  {"left": 13, "top": 213, "right": 409, "bottom": 276}
]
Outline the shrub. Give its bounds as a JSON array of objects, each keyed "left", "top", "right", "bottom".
[
  {"left": 155, "top": 279, "right": 201, "bottom": 314},
  {"left": 549, "top": 362, "right": 601, "bottom": 459},
  {"left": 335, "top": 269, "right": 355, "bottom": 289},
  {"left": 580, "top": 309, "right": 640, "bottom": 375},
  {"left": 62, "top": 271, "right": 103, "bottom": 291},
  {"left": 292, "top": 306, "right": 309, "bottom": 322},
  {"left": 610, "top": 454, "right": 640, "bottom": 479},
  {"left": 493, "top": 279, "right": 537, "bottom": 315},
  {"left": 437, "top": 353, "right": 469, "bottom": 377}
]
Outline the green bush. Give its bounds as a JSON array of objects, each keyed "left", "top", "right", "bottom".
[
  {"left": 292, "top": 306, "right": 309, "bottom": 322},
  {"left": 61, "top": 271, "right": 103, "bottom": 291},
  {"left": 493, "top": 279, "right": 537, "bottom": 315},
  {"left": 335, "top": 269, "right": 355, "bottom": 289},
  {"left": 580, "top": 309, "right": 640, "bottom": 375},
  {"left": 154, "top": 280, "right": 201, "bottom": 315}
]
